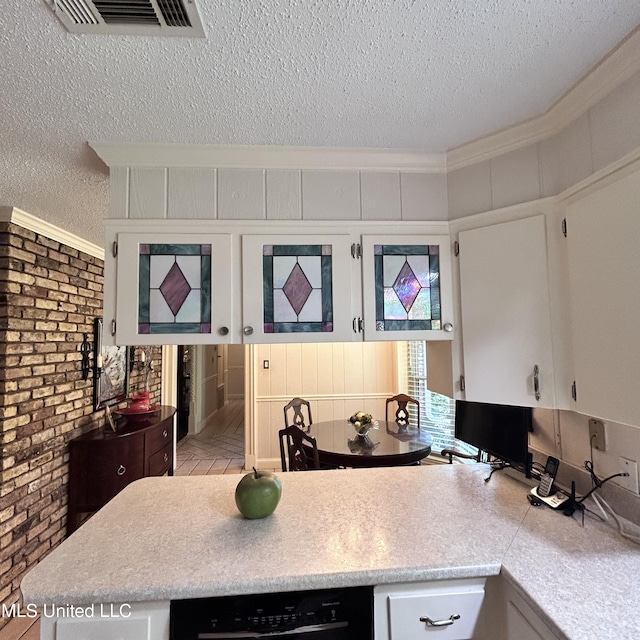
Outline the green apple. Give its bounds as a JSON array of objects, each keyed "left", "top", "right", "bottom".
[{"left": 235, "top": 467, "right": 282, "bottom": 519}]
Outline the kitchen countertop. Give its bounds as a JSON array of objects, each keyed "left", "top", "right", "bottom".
[{"left": 21, "top": 464, "right": 640, "bottom": 640}]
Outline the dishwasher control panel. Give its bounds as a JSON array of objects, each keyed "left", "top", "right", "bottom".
[{"left": 170, "top": 586, "right": 373, "bottom": 639}]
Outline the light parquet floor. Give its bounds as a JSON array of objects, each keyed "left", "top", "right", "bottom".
[{"left": 175, "top": 399, "right": 247, "bottom": 475}]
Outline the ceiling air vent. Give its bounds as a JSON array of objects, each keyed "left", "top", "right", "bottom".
[{"left": 51, "top": 0, "right": 205, "bottom": 37}]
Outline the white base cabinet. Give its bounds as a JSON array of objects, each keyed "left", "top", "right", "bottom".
[
  {"left": 38, "top": 601, "right": 170, "bottom": 640},
  {"left": 374, "top": 578, "right": 499, "bottom": 640},
  {"left": 504, "top": 583, "right": 561, "bottom": 640}
]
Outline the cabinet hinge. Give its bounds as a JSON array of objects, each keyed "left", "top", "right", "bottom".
[
  {"left": 459, "top": 375, "right": 465, "bottom": 391},
  {"left": 561, "top": 218, "right": 567, "bottom": 238},
  {"left": 350, "top": 243, "right": 362, "bottom": 259},
  {"left": 112, "top": 241, "right": 118, "bottom": 258},
  {"left": 454, "top": 240, "right": 460, "bottom": 256},
  {"left": 571, "top": 380, "right": 577, "bottom": 401}
]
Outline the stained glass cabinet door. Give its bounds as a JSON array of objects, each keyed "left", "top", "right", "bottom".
[
  {"left": 361, "top": 235, "right": 454, "bottom": 342},
  {"left": 242, "top": 235, "right": 354, "bottom": 343},
  {"left": 114, "top": 233, "right": 232, "bottom": 345}
]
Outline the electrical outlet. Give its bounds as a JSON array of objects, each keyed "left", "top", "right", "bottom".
[
  {"left": 588, "top": 419, "right": 606, "bottom": 451},
  {"left": 617, "top": 457, "right": 639, "bottom": 494}
]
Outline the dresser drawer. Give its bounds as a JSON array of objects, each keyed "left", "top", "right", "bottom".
[
  {"left": 148, "top": 442, "right": 172, "bottom": 476},
  {"left": 375, "top": 580, "right": 486, "bottom": 640},
  {"left": 145, "top": 420, "right": 173, "bottom": 454},
  {"left": 69, "top": 435, "right": 145, "bottom": 509}
]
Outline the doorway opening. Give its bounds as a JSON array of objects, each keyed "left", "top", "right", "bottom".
[{"left": 174, "top": 344, "right": 246, "bottom": 475}]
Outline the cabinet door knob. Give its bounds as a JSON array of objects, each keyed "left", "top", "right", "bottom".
[
  {"left": 164, "top": 453, "right": 169, "bottom": 463},
  {"left": 219, "top": 326, "right": 229, "bottom": 336},
  {"left": 116, "top": 465, "right": 126, "bottom": 476},
  {"left": 243, "top": 326, "right": 254, "bottom": 336},
  {"left": 162, "top": 429, "right": 168, "bottom": 438},
  {"left": 420, "top": 614, "right": 460, "bottom": 627},
  {"left": 443, "top": 322, "right": 454, "bottom": 332}
]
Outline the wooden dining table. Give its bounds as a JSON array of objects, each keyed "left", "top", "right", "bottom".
[{"left": 304, "top": 419, "right": 433, "bottom": 468}]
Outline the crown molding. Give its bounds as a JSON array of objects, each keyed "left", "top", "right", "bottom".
[
  {"left": 447, "top": 25, "right": 640, "bottom": 171},
  {"left": 88, "top": 142, "right": 446, "bottom": 173},
  {"left": 0, "top": 207, "right": 104, "bottom": 259}
]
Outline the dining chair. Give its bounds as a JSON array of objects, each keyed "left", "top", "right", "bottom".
[
  {"left": 283, "top": 397, "right": 313, "bottom": 432},
  {"left": 385, "top": 393, "right": 420, "bottom": 429},
  {"left": 279, "top": 425, "right": 321, "bottom": 472}
]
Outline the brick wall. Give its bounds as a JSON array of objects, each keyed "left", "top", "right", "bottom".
[{"left": 0, "top": 222, "right": 162, "bottom": 629}]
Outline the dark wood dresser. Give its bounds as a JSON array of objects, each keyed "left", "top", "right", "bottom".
[{"left": 67, "top": 405, "right": 176, "bottom": 535}]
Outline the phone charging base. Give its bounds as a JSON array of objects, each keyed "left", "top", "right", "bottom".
[{"left": 530, "top": 486, "right": 570, "bottom": 509}]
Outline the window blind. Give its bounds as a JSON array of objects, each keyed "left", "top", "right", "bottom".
[{"left": 406, "top": 341, "right": 476, "bottom": 457}]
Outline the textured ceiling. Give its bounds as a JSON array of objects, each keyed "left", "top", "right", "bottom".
[{"left": 1, "top": 1, "right": 640, "bottom": 246}]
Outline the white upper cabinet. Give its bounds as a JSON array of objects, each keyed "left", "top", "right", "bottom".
[
  {"left": 565, "top": 168, "right": 640, "bottom": 427},
  {"left": 241, "top": 234, "right": 355, "bottom": 343},
  {"left": 361, "top": 235, "right": 454, "bottom": 342},
  {"left": 113, "top": 232, "right": 233, "bottom": 345},
  {"left": 458, "top": 215, "right": 556, "bottom": 408},
  {"left": 105, "top": 221, "right": 455, "bottom": 346}
]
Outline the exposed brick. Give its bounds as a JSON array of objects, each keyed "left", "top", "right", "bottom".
[{"left": 1, "top": 226, "right": 164, "bottom": 624}]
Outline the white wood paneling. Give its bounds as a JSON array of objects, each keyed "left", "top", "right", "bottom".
[
  {"left": 590, "top": 69, "right": 640, "bottom": 172},
  {"left": 539, "top": 114, "right": 593, "bottom": 197},
  {"left": 167, "top": 168, "right": 216, "bottom": 219},
  {"left": 130, "top": 168, "right": 166, "bottom": 219},
  {"left": 109, "top": 166, "right": 129, "bottom": 218},
  {"left": 490, "top": 145, "right": 541, "bottom": 210},
  {"left": 218, "top": 169, "right": 265, "bottom": 220},
  {"left": 447, "top": 161, "right": 492, "bottom": 219},
  {"left": 266, "top": 169, "right": 301, "bottom": 219},
  {"left": 301, "top": 171, "right": 360, "bottom": 220},
  {"left": 400, "top": 172, "right": 448, "bottom": 220},
  {"left": 361, "top": 171, "right": 401, "bottom": 220},
  {"left": 254, "top": 341, "right": 397, "bottom": 466}
]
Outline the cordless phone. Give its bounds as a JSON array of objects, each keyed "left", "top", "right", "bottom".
[
  {"left": 529, "top": 456, "right": 569, "bottom": 510},
  {"left": 537, "top": 456, "right": 559, "bottom": 497}
]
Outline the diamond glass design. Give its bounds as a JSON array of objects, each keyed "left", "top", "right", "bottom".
[
  {"left": 393, "top": 261, "right": 421, "bottom": 311},
  {"left": 283, "top": 263, "right": 313, "bottom": 315},
  {"left": 138, "top": 244, "right": 212, "bottom": 334},
  {"left": 374, "top": 244, "right": 441, "bottom": 332},
  {"left": 263, "top": 244, "right": 333, "bottom": 333},
  {"left": 160, "top": 262, "right": 192, "bottom": 315}
]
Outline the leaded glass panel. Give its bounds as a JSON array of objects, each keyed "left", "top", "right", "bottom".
[
  {"left": 374, "top": 244, "right": 441, "bottom": 332},
  {"left": 263, "top": 244, "right": 333, "bottom": 333},
  {"left": 138, "top": 243, "right": 212, "bottom": 334}
]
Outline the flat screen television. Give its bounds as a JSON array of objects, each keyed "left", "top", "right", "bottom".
[{"left": 454, "top": 399, "right": 532, "bottom": 477}]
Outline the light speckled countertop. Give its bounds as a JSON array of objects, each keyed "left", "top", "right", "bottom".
[{"left": 21, "top": 464, "right": 640, "bottom": 640}]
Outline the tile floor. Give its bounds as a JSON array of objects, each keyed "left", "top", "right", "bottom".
[{"left": 175, "top": 398, "right": 247, "bottom": 475}]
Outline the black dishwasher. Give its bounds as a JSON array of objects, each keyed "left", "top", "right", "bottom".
[{"left": 170, "top": 586, "right": 373, "bottom": 639}]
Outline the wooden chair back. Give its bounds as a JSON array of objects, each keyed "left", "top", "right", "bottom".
[
  {"left": 283, "top": 397, "right": 313, "bottom": 431},
  {"left": 385, "top": 393, "right": 420, "bottom": 429},
  {"left": 279, "top": 425, "right": 321, "bottom": 472}
]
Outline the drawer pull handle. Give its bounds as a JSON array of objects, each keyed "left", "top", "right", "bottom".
[
  {"left": 116, "top": 465, "right": 126, "bottom": 476},
  {"left": 162, "top": 429, "right": 168, "bottom": 438},
  {"left": 163, "top": 453, "right": 169, "bottom": 463},
  {"left": 420, "top": 614, "right": 460, "bottom": 627}
]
